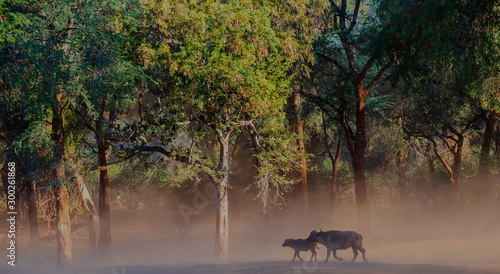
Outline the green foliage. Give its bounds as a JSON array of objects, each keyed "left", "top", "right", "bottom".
[
  {"left": 71, "top": 0, "right": 145, "bottom": 118},
  {"left": 0, "top": 0, "right": 32, "bottom": 45},
  {"left": 378, "top": 0, "right": 500, "bottom": 89},
  {"left": 2, "top": 0, "right": 498, "bottom": 215},
  {"left": 141, "top": 0, "right": 319, "bottom": 128}
]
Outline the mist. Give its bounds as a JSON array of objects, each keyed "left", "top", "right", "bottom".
[{"left": 2, "top": 187, "right": 500, "bottom": 274}]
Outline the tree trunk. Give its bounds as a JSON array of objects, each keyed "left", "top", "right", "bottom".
[
  {"left": 1, "top": 164, "right": 8, "bottom": 201},
  {"left": 496, "top": 123, "right": 500, "bottom": 165},
  {"left": 215, "top": 131, "right": 230, "bottom": 260},
  {"left": 291, "top": 92, "right": 309, "bottom": 213},
  {"left": 353, "top": 86, "right": 371, "bottom": 236},
  {"left": 396, "top": 148, "right": 409, "bottom": 202},
  {"left": 431, "top": 135, "right": 463, "bottom": 201},
  {"left": 330, "top": 138, "right": 341, "bottom": 222},
  {"left": 56, "top": 184, "right": 72, "bottom": 265},
  {"left": 52, "top": 92, "right": 73, "bottom": 266},
  {"left": 479, "top": 110, "right": 497, "bottom": 175},
  {"left": 451, "top": 134, "right": 464, "bottom": 200},
  {"left": 27, "top": 180, "right": 40, "bottom": 251},
  {"left": 71, "top": 168, "right": 99, "bottom": 254},
  {"left": 97, "top": 141, "right": 111, "bottom": 254}
]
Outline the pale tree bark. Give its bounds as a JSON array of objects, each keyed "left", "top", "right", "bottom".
[
  {"left": 50, "top": 16, "right": 75, "bottom": 266},
  {"left": 70, "top": 167, "right": 99, "bottom": 254},
  {"left": 116, "top": 122, "right": 233, "bottom": 260},
  {"left": 247, "top": 122, "right": 271, "bottom": 213},
  {"left": 214, "top": 128, "right": 231, "bottom": 260},
  {"left": 52, "top": 92, "right": 72, "bottom": 266}
]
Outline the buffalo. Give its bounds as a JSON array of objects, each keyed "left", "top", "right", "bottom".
[
  {"left": 282, "top": 238, "right": 318, "bottom": 262},
  {"left": 307, "top": 229, "right": 367, "bottom": 262}
]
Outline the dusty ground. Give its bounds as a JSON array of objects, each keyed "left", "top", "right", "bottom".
[{"left": 2, "top": 204, "right": 500, "bottom": 274}]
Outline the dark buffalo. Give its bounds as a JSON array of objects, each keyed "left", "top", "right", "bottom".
[
  {"left": 282, "top": 238, "right": 318, "bottom": 262},
  {"left": 307, "top": 229, "right": 367, "bottom": 262}
]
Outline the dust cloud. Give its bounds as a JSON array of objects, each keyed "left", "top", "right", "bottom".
[{"left": 2, "top": 191, "right": 500, "bottom": 274}]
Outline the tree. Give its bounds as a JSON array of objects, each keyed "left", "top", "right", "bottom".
[
  {"left": 310, "top": 0, "right": 394, "bottom": 234},
  {"left": 0, "top": 0, "right": 136, "bottom": 264},
  {"left": 380, "top": 0, "right": 499, "bottom": 189},
  {"left": 1, "top": 0, "right": 76, "bottom": 264},
  {"left": 401, "top": 70, "right": 481, "bottom": 200},
  {"left": 71, "top": 0, "right": 143, "bottom": 254},
  {"left": 290, "top": 92, "right": 309, "bottom": 212},
  {"left": 140, "top": 0, "right": 316, "bottom": 259}
]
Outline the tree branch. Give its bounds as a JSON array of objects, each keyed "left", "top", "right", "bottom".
[
  {"left": 358, "top": 56, "right": 375, "bottom": 84},
  {"left": 429, "top": 138, "right": 453, "bottom": 177},
  {"left": 366, "top": 59, "right": 393, "bottom": 91},
  {"left": 315, "top": 52, "right": 347, "bottom": 75},
  {"left": 340, "top": 0, "right": 347, "bottom": 30},
  {"left": 340, "top": 37, "right": 358, "bottom": 75},
  {"left": 120, "top": 145, "right": 218, "bottom": 183},
  {"left": 299, "top": 91, "right": 342, "bottom": 123},
  {"left": 347, "top": 0, "right": 362, "bottom": 33}
]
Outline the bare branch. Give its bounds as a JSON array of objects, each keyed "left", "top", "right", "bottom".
[
  {"left": 340, "top": 0, "right": 347, "bottom": 30},
  {"left": 429, "top": 138, "right": 453, "bottom": 177},
  {"left": 340, "top": 37, "right": 358, "bottom": 74},
  {"left": 358, "top": 56, "right": 375, "bottom": 83},
  {"left": 366, "top": 59, "right": 393, "bottom": 91},
  {"left": 347, "top": 0, "right": 362, "bottom": 33},
  {"left": 119, "top": 145, "right": 218, "bottom": 183},
  {"left": 315, "top": 52, "right": 347, "bottom": 75}
]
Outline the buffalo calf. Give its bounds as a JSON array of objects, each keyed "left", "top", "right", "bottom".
[{"left": 282, "top": 238, "right": 318, "bottom": 262}]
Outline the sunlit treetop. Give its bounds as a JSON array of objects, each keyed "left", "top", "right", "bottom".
[{"left": 140, "top": 0, "right": 327, "bottom": 129}]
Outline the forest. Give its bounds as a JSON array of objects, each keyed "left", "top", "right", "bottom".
[{"left": 0, "top": 0, "right": 499, "bottom": 273}]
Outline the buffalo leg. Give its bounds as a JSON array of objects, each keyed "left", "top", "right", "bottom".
[
  {"left": 310, "top": 249, "right": 317, "bottom": 261},
  {"left": 350, "top": 247, "right": 358, "bottom": 262},
  {"left": 296, "top": 251, "right": 304, "bottom": 261},
  {"left": 333, "top": 249, "right": 344, "bottom": 261},
  {"left": 325, "top": 248, "right": 331, "bottom": 262},
  {"left": 359, "top": 247, "right": 367, "bottom": 262}
]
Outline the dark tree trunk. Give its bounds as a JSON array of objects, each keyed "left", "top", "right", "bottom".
[
  {"left": 27, "top": 180, "right": 40, "bottom": 251},
  {"left": 97, "top": 141, "right": 111, "bottom": 254},
  {"left": 352, "top": 86, "right": 371, "bottom": 236},
  {"left": 479, "top": 110, "right": 497, "bottom": 175},
  {"left": 431, "top": 134, "right": 464, "bottom": 201},
  {"left": 451, "top": 135, "right": 464, "bottom": 196},
  {"left": 291, "top": 92, "right": 309, "bottom": 212},
  {"left": 330, "top": 138, "right": 342, "bottom": 221},
  {"left": 396, "top": 148, "right": 409, "bottom": 202},
  {"left": 496, "top": 123, "right": 500, "bottom": 164},
  {"left": 1, "top": 164, "right": 8, "bottom": 201},
  {"left": 52, "top": 93, "right": 73, "bottom": 266}
]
